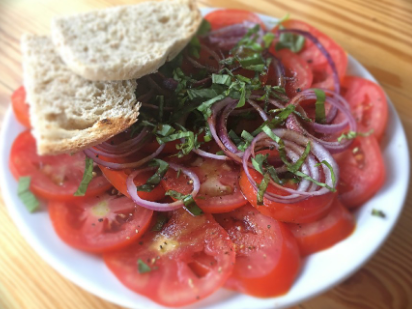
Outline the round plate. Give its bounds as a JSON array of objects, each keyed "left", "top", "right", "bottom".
[{"left": 0, "top": 8, "right": 409, "bottom": 309}]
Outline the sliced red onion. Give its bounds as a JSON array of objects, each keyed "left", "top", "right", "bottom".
[
  {"left": 96, "top": 127, "right": 151, "bottom": 154},
  {"left": 286, "top": 89, "right": 357, "bottom": 153},
  {"left": 192, "top": 148, "right": 229, "bottom": 161},
  {"left": 277, "top": 29, "right": 340, "bottom": 93},
  {"left": 147, "top": 75, "right": 172, "bottom": 96},
  {"left": 185, "top": 44, "right": 222, "bottom": 73},
  {"left": 126, "top": 163, "right": 200, "bottom": 212},
  {"left": 242, "top": 128, "right": 338, "bottom": 203},
  {"left": 84, "top": 144, "right": 165, "bottom": 170}
]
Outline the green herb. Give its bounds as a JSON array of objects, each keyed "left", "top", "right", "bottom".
[
  {"left": 187, "top": 20, "right": 211, "bottom": 58},
  {"left": 288, "top": 142, "right": 311, "bottom": 173},
  {"left": 241, "top": 130, "right": 254, "bottom": 143},
  {"left": 157, "top": 131, "right": 195, "bottom": 156},
  {"left": 263, "top": 32, "right": 275, "bottom": 48},
  {"left": 212, "top": 74, "right": 232, "bottom": 86},
  {"left": 137, "top": 259, "right": 152, "bottom": 274},
  {"left": 156, "top": 123, "right": 175, "bottom": 137},
  {"left": 371, "top": 209, "right": 386, "bottom": 218},
  {"left": 74, "top": 157, "right": 94, "bottom": 196},
  {"left": 257, "top": 173, "right": 270, "bottom": 205},
  {"left": 165, "top": 190, "right": 203, "bottom": 216},
  {"left": 17, "top": 177, "right": 39, "bottom": 212},
  {"left": 136, "top": 159, "right": 169, "bottom": 192},
  {"left": 151, "top": 213, "right": 169, "bottom": 231},
  {"left": 252, "top": 153, "right": 268, "bottom": 175},
  {"left": 315, "top": 160, "right": 337, "bottom": 188},
  {"left": 313, "top": 88, "right": 326, "bottom": 123},
  {"left": 337, "top": 130, "right": 374, "bottom": 142},
  {"left": 275, "top": 25, "right": 305, "bottom": 53},
  {"left": 197, "top": 19, "right": 211, "bottom": 36},
  {"left": 295, "top": 170, "right": 336, "bottom": 192}
]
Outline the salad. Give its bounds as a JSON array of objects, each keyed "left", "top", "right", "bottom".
[{"left": 9, "top": 8, "right": 388, "bottom": 308}]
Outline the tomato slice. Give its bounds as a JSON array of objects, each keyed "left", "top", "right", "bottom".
[
  {"left": 239, "top": 168, "right": 335, "bottom": 223},
  {"left": 11, "top": 86, "right": 31, "bottom": 128},
  {"left": 287, "top": 198, "right": 355, "bottom": 256},
  {"left": 269, "top": 48, "right": 313, "bottom": 98},
  {"left": 341, "top": 76, "right": 388, "bottom": 140},
  {"left": 273, "top": 19, "right": 347, "bottom": 91},
  {"left": 334, "top": 136, "right": 385, "bottom": 208},
  {"left": 161, "top": 156, "right": 247, "bottom": 213},
  {"left": 215, "top": 204, "right": 300, "bottom": 297},
  {"left": 9, "top": 131, "right": 112, "bottom": 201},
  {"left": 204, "top": 9, "right": 266, "bottom": 31},
  {"left": 103, "top": 209, "right": 235, "bottom": 307},
  {"left": 48, "top": 194, "right": 152, "bottom": 253}
]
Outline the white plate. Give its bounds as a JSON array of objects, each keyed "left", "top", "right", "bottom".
[{"left": 0, "top": 8, "right": 409, "bottom": 309}]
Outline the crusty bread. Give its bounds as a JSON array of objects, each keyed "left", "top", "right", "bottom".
[
  {"left": 21, "top": 34, "right": 140, "bottom": 155},
  {"left": 51, "top": 0, "right": 202, "bottom": 81}
]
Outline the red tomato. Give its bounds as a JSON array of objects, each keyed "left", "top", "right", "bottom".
[
  {"left": 48, "top": 194, "right": 152, "bottom": 253},
  {"left": 269, "top": 48, "right": 313, "bottom": 98},
  {"left": 11, "top": 86, "right": 31, "bottom": 128},
  {"left": 341, "top": 76, "right": 388, "bottom": 140},
  {"left": 215, "top": 204, "right": 301, "bottom": 297},
  {"left": 161, "top": 156, "right": 247, "bottom": 213},
  {"left": 205, "top": 9, "right": 266, "bottom": 31},
  {"left": 9, "top": 131, "right": 112, "bottom": 201},
  {"left": 239, "top": 168, "right": 335, "bottom": 223},
  {"left": 287, "top": 198, "right": 355, "bottom": 256},
  {"left": 273, "top": 20, "right": 347, "bottom": 91},
  {"left": 103, "top": 209, "right": 235, "bottom": 307},
  {"left": 99, "top": 167, "right": 165, "bottom": 201},
  {"left": 334, "top": 136, "right": 385, "bottom": 208}
]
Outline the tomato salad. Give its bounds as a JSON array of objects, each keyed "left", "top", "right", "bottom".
[{"left": 10, "top": 9, "right": 388, "bottom": 307}]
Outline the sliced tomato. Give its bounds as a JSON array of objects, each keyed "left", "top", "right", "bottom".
[
  {"left": 161, "top": 156, "right": 247, "bottom": 213},
  {"left": 9, "top": 131, "right": 112, "bottom": 201},
  {"left": 239, "top": 167, "right": 335, "bottom": 223},
  {"left": 341, "top": 76, "right": 388, "bottom": 140},
  {"left": 103, "top": 209, "right": 235, "bottom": 307},
  {"left": 48, "top": 194, "right": 152, "bottom": 253},
  {"left": 215, "top": 204, "right": 300, "bottom": 297},
  {"left": 269, "top": 48, "right": 313, "bottom": 98},
  {"left": 273, "top": 19, "right": 347, "bottom": 90},
  {"left": 205, "top": 9, "right": 266, "bottom": 31},
  {"left": 11, "top": 86, "right": 31, "bottom": 128},
  {"left": 334, "top": 136, "right": 385, "bottom": 208},
  {"left": 287, "top": 198, "right": 355, "bottom": 256}
]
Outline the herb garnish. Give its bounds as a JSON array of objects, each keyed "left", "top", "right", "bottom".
[
  {"left": 136, "top": 159, "right": 169, "bottom": 192},
  {"left": 74, "top": 157, "right": 94, "bottom": 196},
  {"left": 371, "top": 209, "right": 386, "bottom": 218},
  {"left": 17, "top": 176, "right": 39, "bottom": 212},
  {"left": 165, "top": 190, "right": 203, "bottom": 216},
  {"left": 137, "top": 258, "right": 152, "bottom": 274}
]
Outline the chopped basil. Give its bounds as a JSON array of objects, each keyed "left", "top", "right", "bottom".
[
  {"left": 212, "top": 74, "right": 232, "bottom": 86},
  {"left": 197, "top": 19, "right": 211, "bottom": 36},
  {"left": 262, "top": 125, "right": 281, "bottom": 143},
  {"left": 241, "top": 130, "right": 254, "bottom": 143},
  {"left": 165, "top": 190, "right": 203, "bottom": 216},
  {"left": 17, "top": 177, "right": 39, "bottom": 213},
  {"left": 371, "top": 209, "right": 386, "bottom": 218},
  {"left": 74, "top": 157, "right": 94, "bottom": 196},
  {"left": 157, "top": 131, "right": 195, "bottom": 156},
  {"left": 187, "top": 20, "right": 211, "bottom": 58},
  {"left": 315, "top": 160, "right": 337, "bottom": 188},
  {"left": 252, "top": 153, "right": 268, "bottom": 175},
  {"left": 136, "top": 159, "right": 169, "bottom": 192},
  {"left": 263, "top": 32, "right": 275, "bottom": 48},
  {"left": 337, "top": 130, "right": 374, "bottom": 142},
  {"left": 295, "top": 170, "right": 336, "bottom": 192},
  {"left": 151, "top": 213, "right": 169, "bottom": 231},
  {"left": 156, "top": 123, "right": 175, "bottom": 137},
  {"left": 288, "top": 142, "right": 311, "bottom": 173},
  {"left": 137, "top": 258, "right": 152, "bottom": 274},
  {"left": 275, "top": 25, "right": 305, "bottom": 53},
  {"left": 313, "top": 88, "right": 326, "bottom": 123},
  {"left": 257, "top": 173, "right": 270, "bottom": 205}
]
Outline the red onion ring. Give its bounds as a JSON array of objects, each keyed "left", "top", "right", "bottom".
[
  {"left": 84, "top": 143, "right": 165, "bottom": 170},
  {"left": 126, "top": 163, "right": 200, "bottom": 212},
  {"left": 95, "top": 127, "right": 151, "bottom": 154}
]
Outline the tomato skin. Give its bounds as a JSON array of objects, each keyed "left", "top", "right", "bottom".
[
  {"left": 9, "top": 131, "right": 112, "bottom": 201},
  {"left": 239, "top": 168, "right": 335, "bottom": 223},
  {"left": 11, "top": 86, "right": 31, "bottom": 128},
  {"left": 103, "top": 209, "right": 236, "bottom": 307},
  {"left": 341, "top": 76, "right": 388, "bottom": 140},
  {"left": 273, "top": 20, "right": 347, "bottom": 91},
  {"left": 99, "top": 167, "right": 165, "bottom": 201},
  {"left": 161, "top": 156, "right": 247, "bottom": 213},
  {"left": 215, "top": 205, "right": 300, "bottom": 297},
  {"left": 334, "top": 136, "right": 385, "bottom": 208},
  {"left": 269, "top": 48, "right": 313, "bottom": 98},
  {"left": 205, "top": 9, "right": 266, "bottom": 31},
  {"left": 287, "top": 198, "right": 355, "bottom": 256},
  {"left": 48, "top": 194, "right": 153, "bottom": 253}
]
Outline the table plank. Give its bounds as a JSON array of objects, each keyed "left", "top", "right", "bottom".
[{"left": 1, "top": 0, "right": 411, "bottom": 308}]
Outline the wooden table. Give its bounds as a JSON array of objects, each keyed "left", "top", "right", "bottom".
[{"left": 1, "top": 0, "right": 411, "bottom": 308}]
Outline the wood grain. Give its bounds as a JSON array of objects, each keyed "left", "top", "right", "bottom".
[{"left": 0, "top": 0, "right": 411, "bottom": 308}]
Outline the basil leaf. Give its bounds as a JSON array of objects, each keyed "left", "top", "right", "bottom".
[
  {"left": 74, "top": 157, "right": 94, "bottom": 196},
  {"left": 212, "top": 74, "right": 232, "bottom": 86},
  {"left": 295, "top": 170, "right": 336, "bottom": 192},
  {"left": 263, "top": 32, "right": 275, "bottom": 49},
  {"left": 156, "top": 124, "right": 175, "bottom": 137},
  {"left": 337, "top": 130, "right": 374, "bottom": 142},
  {"left": 315, "top": 160, "right": 337, "bottom": 188},
  {"left": 257, "top": 173, "right": 270, "bottom": 205},
  {"left": 241, "top": 130, "right": 254, "bottom": 143},
  {"left": 288, "top": 142, "right": 311, "bottom": 173},
  {"left": 165, "top": 190, "right": 203, "bottom": 216},
  {"left": 17, "top": 177, "right": 39, "bottom": 213},
  {"left": 371, "top": 209, "right": 386, "bottom": 218},
  {"left": 262, "top": 125, "right": 281, "bottom": 143},
  {"left": 267, "top": 166, "right": 282, "bottom": 185},
  {"left": 313, "top": 88, "right": 326, "bottom": 123},
  {"left": 197, "top": 93, "right": 226, "bottom": 117},
  {"left": 151, "top": 213, "right": 169, "bottom": 231},
  {"left": 275, "top": 29, "right": 305, "bottom": 53},
  {"left": 252, "top": 153, "right": 269, "bottom": 175},
  {"left": 137, "top": 259, "right": 152, "bottom": 274},
  {"left": 136, "top": 159, "right": 169, "bottom": 192},
  {"left": 197, "top": 19, "right": 211, "bottom": 36}
]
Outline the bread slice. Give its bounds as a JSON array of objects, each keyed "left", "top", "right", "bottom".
[
  {"left": 51, "top": 0, "right": 202, "bottom": 81},
  {"left": 21, "top": 34, "right": 140, "bottom": 155}
]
